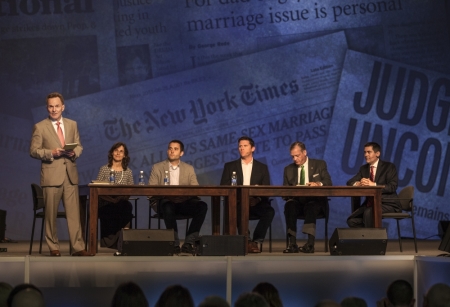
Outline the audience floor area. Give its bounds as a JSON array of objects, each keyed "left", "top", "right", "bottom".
[{"left": 1, "top": 239, "right": 449, "bottom": 307}]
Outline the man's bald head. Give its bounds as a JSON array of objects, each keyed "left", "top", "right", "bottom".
[{"left": 7, "top": 284, "right": 44, "bottom": 307}]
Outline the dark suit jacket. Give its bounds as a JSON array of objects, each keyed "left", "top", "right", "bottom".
[
  {"left": 283, "top": 158, "right": 332, "bottom": 187},
  {"left": 220, "top": 158, "right": 270, "bottom": 203},
  {"left": 220, "top": 158, "right": 270, "bottom": 186},
  {"left": 283, "top": 158, "right": 332, "bottom": 203},
  {"left": 346, "top": 159, "right": 400, "bottom": 210}
]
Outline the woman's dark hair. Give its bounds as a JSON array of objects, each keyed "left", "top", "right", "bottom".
[
  {"left": 107, "top": 142, "right": 130, "bottom": 170},
  {"left": 252, "top": 282, "right": 283, "bottom": 307},
  {"left": 111, "top": 281, "right": 148, "bottom": 307}
]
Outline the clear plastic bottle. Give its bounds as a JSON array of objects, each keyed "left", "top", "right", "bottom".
[
  {"left": 138, "top": 171, "right": 145, "bottom": 185},
  {"left": 164, "top": 170, "right": 170, "bottom": 185},
  {"left": 231, "top": 171, "right": 237, "bottom": 186},
  {"left": 109, "top": 169, "right": 115, "bottom": 184}
]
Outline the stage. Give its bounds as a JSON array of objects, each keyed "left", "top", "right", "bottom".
[{"left": 1, "top": 239, "right": 449, "bottom": 307}]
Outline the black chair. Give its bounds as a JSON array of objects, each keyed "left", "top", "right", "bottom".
[
  {"left": 85, "top": 197, "right": 139, "bottom": 252},
  {"left": 128, "top": 197, "right": 139, "bottom": 229},
  {"left": 382, "top": 186, "right": 418, "bottom": 253},
  {"left": 285, "top": 200, "right": 329, "bottom": 252},
  {"left": 148, "top": 198, "right": 191, "bottom": 235},
  {"left": 29, "top": 183, "right": 67, "bottom": 255}
]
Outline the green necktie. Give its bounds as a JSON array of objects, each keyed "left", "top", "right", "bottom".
[{"left": 300, "top": 165, "right": 305, "bottom": 185}]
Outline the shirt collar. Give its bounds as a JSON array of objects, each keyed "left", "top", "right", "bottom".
[
  {"left": 370, "top": 159, "right": 379, "bottom": 168},
  {"left": 241, "top": 158, "right": 253, "bottom": 166}
]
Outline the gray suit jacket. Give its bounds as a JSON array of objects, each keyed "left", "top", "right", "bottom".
[
  {"left": 149, "top": 159, "right": 199, "bottom": 185},
  {"left": 149, "top": 159, "right": 199, "bottom": 207},
  {"left": 30, "top": 117, "right": 82, "bottom": 187}
]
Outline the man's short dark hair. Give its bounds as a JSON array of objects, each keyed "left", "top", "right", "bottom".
[
  {"left": 290, "top": 141, "right": 306, "bottom": 151},
  {"left": 234, "top": 292, "right": 269, "bottom": 307},
  {"left": 364, "top": 142, "right": 381, "bottom": 153},
  {"left": 47, "top": 92, "right": 64, "bottom": 105},
  {"left": 387, "top": 279, "right": 413, "bottom": 306},
  {"left": 238, "top": 136, "right": 255, "bottom": 147},
  {"left": 169, "top": 140, "right": 184, "bottom": 153}
]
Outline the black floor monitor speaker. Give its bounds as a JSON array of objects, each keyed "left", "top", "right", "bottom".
[
  {"left": 197, "top": 235, "right": 246, "bottom": 256},
  {"left": 329, "top": 228, "right": 387, "bottom": 256},
  {"left": 438, "top": 220, "right": 450, "bottom": 253},
  {"left": 118, "top": 229, "right": 175, "bottom": 256},
  {"left": 0, "top": 210, "right": 6, "bottom": 240}
]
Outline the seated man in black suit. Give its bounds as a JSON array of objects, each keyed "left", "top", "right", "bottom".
[
  {"left": 283, "top": 141, "right": 332, "bottom": 254},
  {"left": 346, "top": 142, "right": 401, "bottom": 228},
  {"left": 220, "top": 136, "right": 274, "bottom": 253}
]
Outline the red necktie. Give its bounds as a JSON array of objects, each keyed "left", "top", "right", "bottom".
[
  {"left": 56, "top": 121, "right": 65, "bottom": 147},
  {"left": 367, "top": 166, "right": 375, "bottom": 207}
]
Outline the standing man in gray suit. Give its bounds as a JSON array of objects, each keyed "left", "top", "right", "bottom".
[
  {"left": 30, "top": 92, "right": 92, "bottom": 256},
  {"left": 283, "top": 141, "right": 332, "bottom": 254},
  {"left": 148, "top": 140, "right": 207, "bottom": 254}
]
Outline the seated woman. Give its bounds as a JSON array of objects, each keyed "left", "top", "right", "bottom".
[{"left": 96, "top": 142, "right": 134, "bottom": 249}]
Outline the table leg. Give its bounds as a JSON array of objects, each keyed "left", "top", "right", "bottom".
[
  {"left": 211, "top": 196, "right": 221, "bottom": 235},
  {"left": 240, "top": 188, "right": 249, "bottom": 254},
  {"left": 78, "top": 195, "right": 87, "bottom": 250},
  {"left": 88, "top": 188, "right": 98, "bottom": 255},
  {"left": 228, "top": 189, "right": 237, "bottom": 235},
  {"left": 373, "top": 191, "right": 382, "bottom": 227}
]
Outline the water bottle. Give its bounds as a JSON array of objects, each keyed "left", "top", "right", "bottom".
[
  {"left": 109, "top": 169, "right": 115, "bottom": 184},
  {"left": 164, "top": 170, "right": 170, "bottom": 185},
  {"left": 231, "top": 171, "right": 237, "bottom": 186},
  {"left": 138, "top": 170, "right": 145, "bottom": 185}
]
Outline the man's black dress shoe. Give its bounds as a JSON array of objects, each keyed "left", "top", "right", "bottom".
[
  {"left": 181, "top": 243, "right": 195, "bottom": 255},
  {"left": 299, "top": 243, "right": 315, "bottom": 253},
  {"left": 283, "top": 244, "right": 299, "bottom": 253},
  {"left": 173, "top": 246, "right": 181, "bottom": 255},
  {"left": 72, "top": 250, "right": 94, "bottom": 256}
]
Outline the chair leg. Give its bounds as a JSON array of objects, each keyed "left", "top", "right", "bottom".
[
  {"left": 396, "top": 219, "right": 403, "bottom": 252},
  {"left": 269, "top": 223, "right": 272, "bottom": 253},
  {"left": 39, "top": 218, "right": 44, "bottom": 254},
  {"left": 325, "top": 218, "right": 329, "bottom": 253},
  {"left": 185, "top": 218, "right": 190, "bottom": 236},
  {"left": 133, "top": 198, "right": 138, "bottom": 229},
  {"left": 148, "top": 211, "right": 152, "bottom": 229},
  {"left": 29, "top": 217, "right": 37, "bottom": 255},
  {"left": 411, "top": 217, "right": 418, "bottom": 253}
]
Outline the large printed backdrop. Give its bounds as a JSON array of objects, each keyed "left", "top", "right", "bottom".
[{"left": 0, "top": 0, "right": 449, "bottom": 241}]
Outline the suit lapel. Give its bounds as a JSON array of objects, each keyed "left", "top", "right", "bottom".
[
  {"left": 291, "top": 164, "right": 298, "bottom": 184},
  {"left": 236, "top": 160, "right": 244, "bottom": 185},
  {"left": 62, "top": 118, "right": 71, "bottom": 144},
  {"left": 45, "top": 119, "right": 61, "bottom": 146},
  {"left": 308, "top": 159, "right": 315, "bottom": 181},
  {"left": 374, "top": 160, "right": 384, "bottom": 182},
  {"left": 249, "top": 160, "right": 260, "bottom": 185}
]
